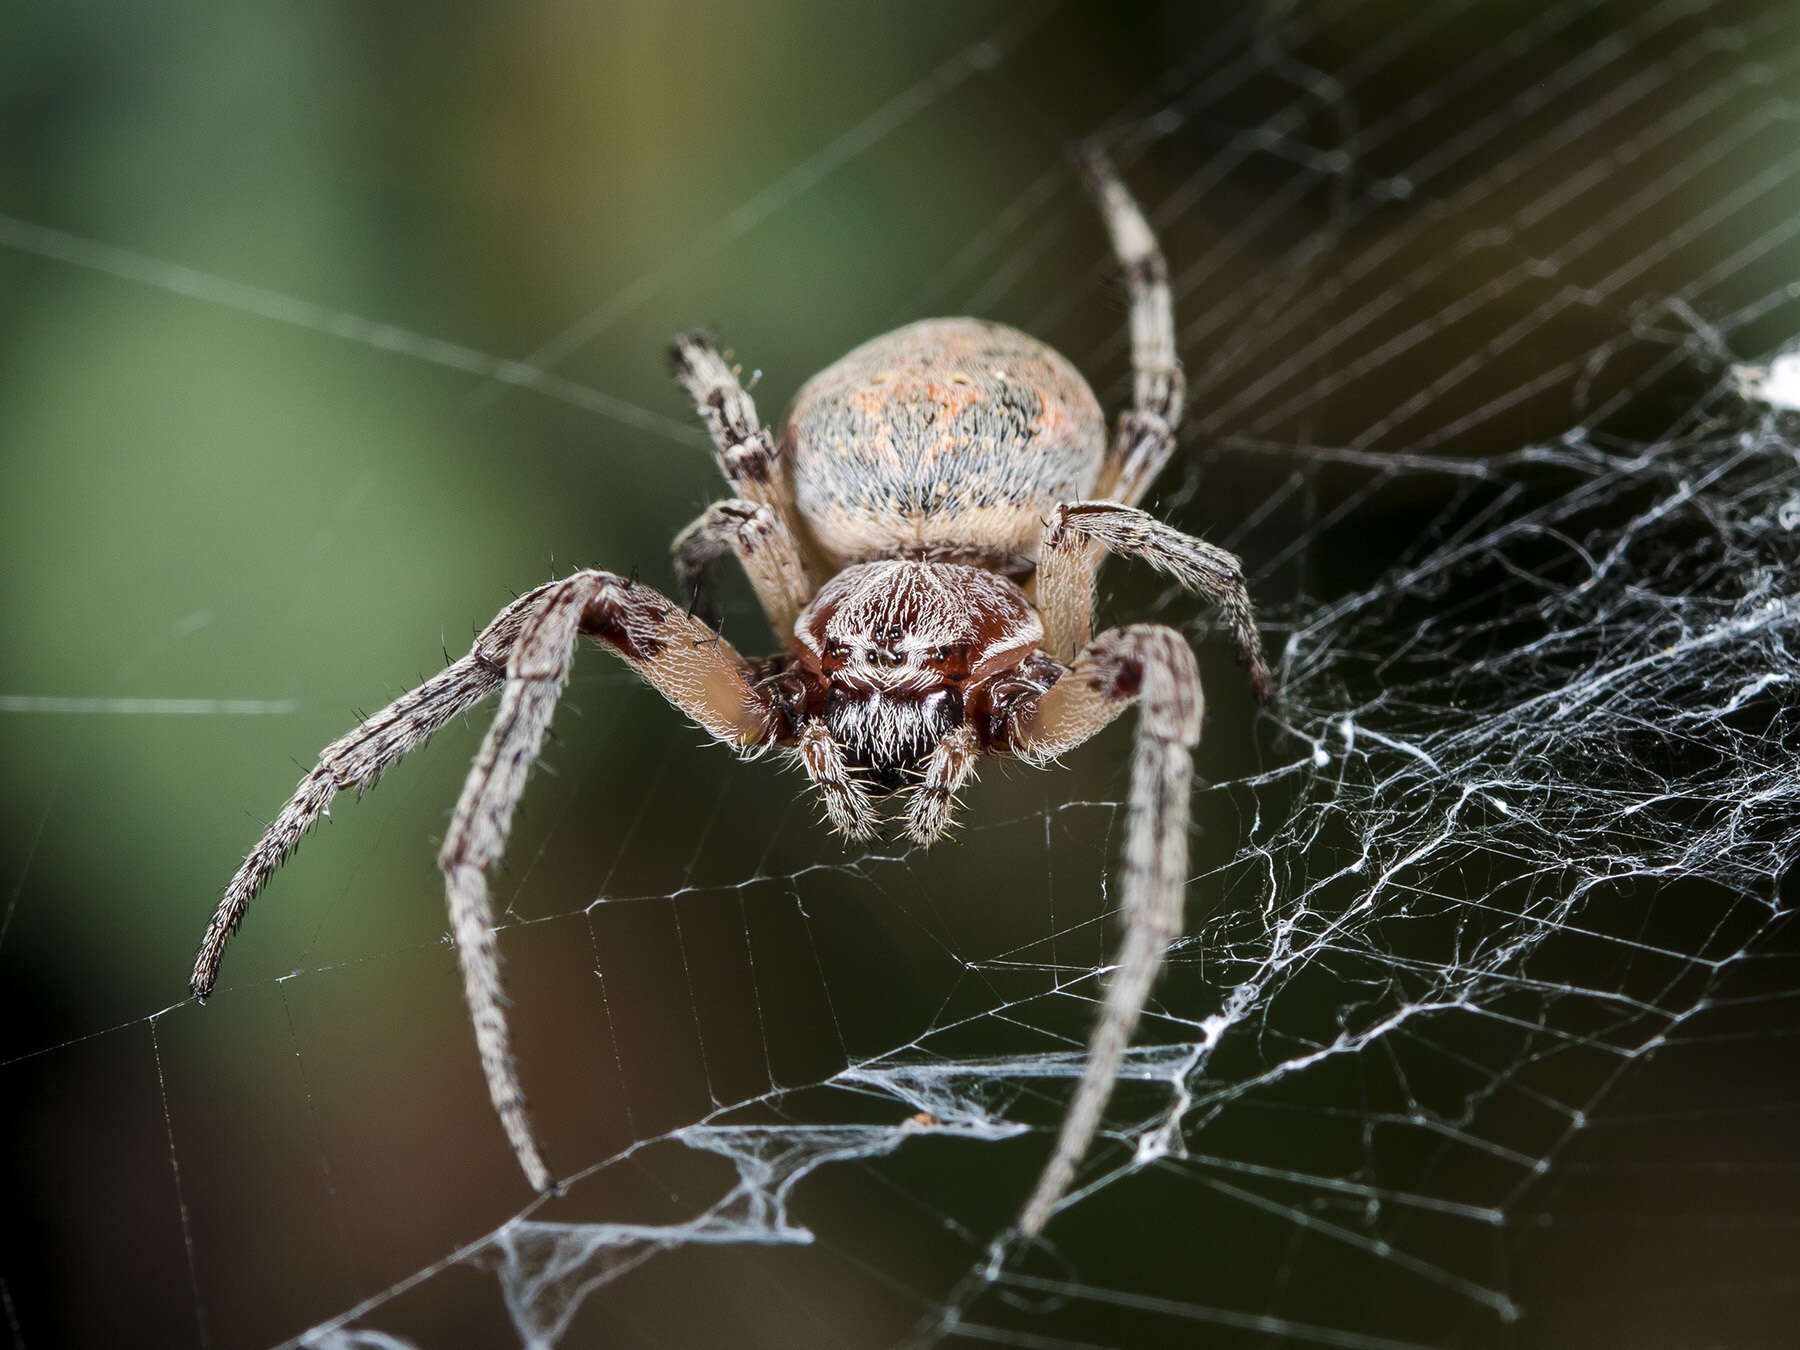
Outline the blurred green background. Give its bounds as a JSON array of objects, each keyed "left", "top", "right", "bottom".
[{"left": 5, "top": 2, "right": 1799, "bottom": 1347}]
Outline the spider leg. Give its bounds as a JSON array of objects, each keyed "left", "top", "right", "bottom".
[
  {"left": 194, "top": 571, "right": 773, "bottom": 1194},
  {"left": 672, "top": 498, "right": 811, "bottom": 642},
  {"left": 670, "top": 331, "right": 816, "bottom": 584},
  {"left": 1078, "top": 146, "right": 1185, "bottom": 508},
  {"left": 904, "top": 723, "right": 980, "bottom": 846},
  {"left": 190, "top": 579, "right": 564, "bottom": 1001},
  {"left": 999, "top": 624, "right": 1202, "bottom": 1238},
  {"left": 1036, "top": 500, "right": 1272, "bottom": 704},
  {"left": 435, "top": 582, "right": 599, "bottom": 1194},
  {"left": 796, "top": 718, "right": 880, "bottom": 840},
  {"left": 446, "top": 573, "right": 775, "bottom": 1192}
]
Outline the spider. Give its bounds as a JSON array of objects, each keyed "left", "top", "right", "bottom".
[{"left": 190, "top": 147, "right": 1272, "bottom": 1239}]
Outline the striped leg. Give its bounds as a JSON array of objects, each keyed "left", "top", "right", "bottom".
[
  {"left": 1004, "top": 625, "right": 1203, "bottom": 1237},
  {"left": 670, "top": 331, "right": 815, "bottom": 600},
  {"left": 1035, "top": 500, "right": 1271, "bottom": 704},
  {"left": 1079, "top": 147, "right": 1186, "bottom": 507}
]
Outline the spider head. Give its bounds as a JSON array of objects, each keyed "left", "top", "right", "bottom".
[{"left": 795, "top": 561, "right": 1041, "bottom": 792}]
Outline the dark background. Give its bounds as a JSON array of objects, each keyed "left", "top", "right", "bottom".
[{"left": 4, "top": 2, "right": 1798, "bottom": 1347}]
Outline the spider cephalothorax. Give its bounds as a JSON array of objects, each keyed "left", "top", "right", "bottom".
[
  {"left": 793, "top": 561, "right": 1039, "bottom": 796},
  {"left": 192, "top": 147, "right": 1273, "bottom": 1239}
]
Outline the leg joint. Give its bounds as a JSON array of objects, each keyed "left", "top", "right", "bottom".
[
  {"left": 722, "top": 436, "right": 776, "bottom": 485},
  {"left": 1125, "top": 254, "right": 1168, "bottom": 288},
  {"left": 577, "top": 574, "right": 675, "bottom": 662}
]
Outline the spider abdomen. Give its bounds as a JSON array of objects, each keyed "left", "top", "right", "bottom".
[{"left": 783, "top": 317, "right": 1105, "bottom": 574}]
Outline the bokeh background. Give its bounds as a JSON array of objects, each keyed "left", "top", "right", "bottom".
[{"left": 4, "top": 2, "right": 1799, "bottom": 1347}]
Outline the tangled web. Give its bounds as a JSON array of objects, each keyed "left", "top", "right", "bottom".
[{"left": 7, "top": 2, "right": 1800, "bottom": 1347}]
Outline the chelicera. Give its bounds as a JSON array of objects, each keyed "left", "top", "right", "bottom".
[{"left": 191, "top": 147, "right": 1272, "bottom": 1237}]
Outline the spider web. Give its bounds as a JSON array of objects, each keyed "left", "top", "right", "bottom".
[{"left": 5, "top": 2, "right": 1800, "bottom": 1347}]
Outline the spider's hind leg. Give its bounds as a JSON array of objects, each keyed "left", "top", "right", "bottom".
[{"left": 1079, "top": 147, "right": 1185, "bottom": 508}]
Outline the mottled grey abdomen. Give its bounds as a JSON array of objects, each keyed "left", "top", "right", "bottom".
[{"left": 783, "top": 317, "right": 1106, "bottom": 573}]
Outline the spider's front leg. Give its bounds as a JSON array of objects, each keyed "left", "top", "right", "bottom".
[
  {"left": 1036, "top": 500, "right": 1272, "bottom": 703},
  {"left": 996, "top": 624, "right": 1203, "bottom": 1237},
  {"left": 437, "top": 572, "right": 774, "bottom": 1190},
  {"left": 194, "top": 571, "right": 775, "bottom": 1195}
]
